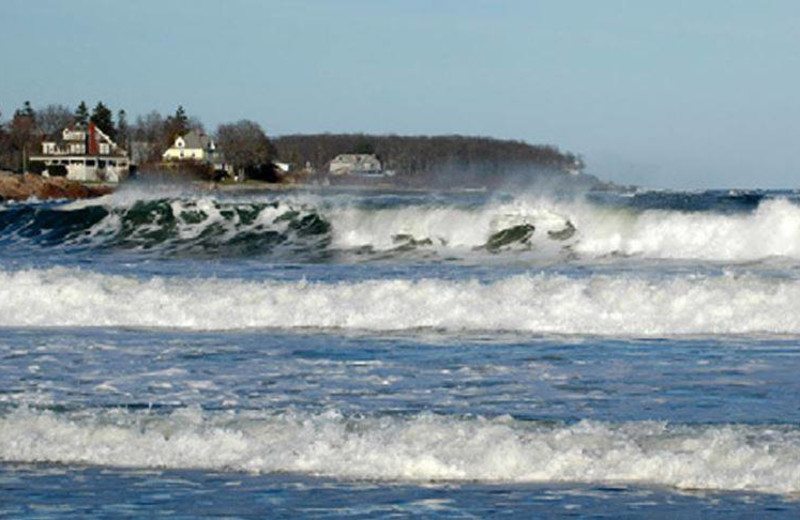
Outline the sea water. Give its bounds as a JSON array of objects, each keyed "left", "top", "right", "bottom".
[{"left": 1, "top": 184, "right": 800, "bottom": 518}]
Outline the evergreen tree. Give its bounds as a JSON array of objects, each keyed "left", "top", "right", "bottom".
[
  {"left": 116, "top": 109, "right": 129, "bottom": 147},
  {"left": 90, "top": 102, "right": 115, "bottom": 139},
  {"left": 165, "top": 105, "right": 189, "bottom": 141},
  {"left": 20, "top": 101, "right": 36, "bottom": 120},
  {"left": 74, "top": 101, "right": 89, "bottom": 126},
  {"left": 175, "top": 105, "right": 188, "bottom": 126}
]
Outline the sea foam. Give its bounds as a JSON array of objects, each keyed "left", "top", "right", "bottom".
[
  {"left": 326, "top": 196, "right": 800, "bottom": 260},
  {"left": 6, "top": 193, "right": 800, "bottom": 261},
  {"left": 0, "top": 267, "right": 798, "bottom": 335},
  {"left": 2, "top": 408, "right": 799, "bottom": 495}
]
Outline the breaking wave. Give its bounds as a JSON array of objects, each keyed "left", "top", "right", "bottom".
[
  {"left": 2, "top": 191, "right": 800, "bottom": 261},
  {"left": 2, "top": 407, "right": 799, "bottom": 495},
  {"left": 0, "top": 196, "right": 331, "bottom": 258},
  {"left": 1, "top": 267, "right": 799, "bottom": 335}
]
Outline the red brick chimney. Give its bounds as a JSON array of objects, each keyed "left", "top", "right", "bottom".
[{"left": 88, "top": 121, "right": 99, "bottom": 155}]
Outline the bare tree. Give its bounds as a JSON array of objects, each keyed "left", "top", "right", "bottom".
[
  {"left": 130, "top": 111, "right": 167, "bottom": 164},
  {"left": 37, "top": 104, "right": 75, "bottom": 138},
  {"left": 8, "top": 106, "right": 41, "bottom": 172},
  {"left": 215, "top": 120, "right": 276, "bottom": 180}
]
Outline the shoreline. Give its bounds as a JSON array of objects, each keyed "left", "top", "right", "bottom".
[
  {"left": 1, "top": 170, "right": 620, "bottom": 203},
  {"left": 0, "top": 171, "right": 113, "bottom": 202}
]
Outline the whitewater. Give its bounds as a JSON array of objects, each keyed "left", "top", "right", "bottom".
[{"left": 2, "top": 185, "right": 800, "bottom": 517}]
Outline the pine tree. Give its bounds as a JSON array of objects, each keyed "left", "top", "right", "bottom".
[
  {"left": 90, "top": 102, "right": 115, "bottom": 140},
  {"left": 164, "top": 105, "right": 190, "bottom": 142},
  {"left": 74, "top": 101, "right": 89, "bottom": 126},
  {"left": 116, "top": 109, "right": 129, "bottom": 147},
  {"left": 20, "top": 101, "right": 36, "bottom": 120},
  {"left": 175, "top": 105, "right": 188, "bottom": 127}
]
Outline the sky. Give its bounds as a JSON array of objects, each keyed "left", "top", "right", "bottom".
[{"left": 1, "top": 0, "right": 799, "bottom": 189}]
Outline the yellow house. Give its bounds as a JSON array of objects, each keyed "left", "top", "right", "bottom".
[{"left": 162, "top": 130, "right": 217, "bottom": 161}]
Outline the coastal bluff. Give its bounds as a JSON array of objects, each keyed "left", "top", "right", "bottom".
[{"left": 0, "top": 171, "right": 112, "bottom": 202}]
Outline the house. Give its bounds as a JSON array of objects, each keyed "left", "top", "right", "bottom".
[
  {"left": 163, "top": 130, "right": 218, "bottom": 162},
  {"left": 328, "top": 154, "right": 383, "bottom": 176},
  {"left": 30, "top": 122, "right": 130, "bottom": 183},
  {"left": 162, "top": 130, "right": 229, "bottom": 175}
]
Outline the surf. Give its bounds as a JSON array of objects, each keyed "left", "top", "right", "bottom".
[
  {"left": 2, "top": 267, "right": 799, "bottom": 335},
  {"left": 2, "top": 407, "right": 799, "bottom": 495},
  {"left": 2, "top": 189, "right": 800, "bottom": 262}
]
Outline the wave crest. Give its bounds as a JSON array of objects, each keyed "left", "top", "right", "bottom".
[
  {"left": 3, "top": 193, "right": 800, "bottom": 262},
  {"left": 1, "top": 267, "right": 798, "bottom": 335},
  {"left": 2, "top": 408, "right": 799, "bottom": 494}
]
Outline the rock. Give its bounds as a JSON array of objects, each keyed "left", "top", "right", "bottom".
[
  {"left": 485, "top": 223, "right": 535, "bottom": 252},
  {"left": 547, "top": 220, "right": 576, "bottom": 241},
  {"left": 0, "top": 172, "right": 113, "bottom": 202}
]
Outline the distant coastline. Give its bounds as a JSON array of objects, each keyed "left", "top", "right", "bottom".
[{"left": 2, "top": 101, "right": 604, "bottom": 196}]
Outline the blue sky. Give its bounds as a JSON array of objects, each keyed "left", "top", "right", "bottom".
[{"left": 1, "top": 0, "right": 799, "bottom": 188}]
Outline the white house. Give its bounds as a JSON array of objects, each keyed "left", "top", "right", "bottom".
[
  {"left": 328, "top": 154, "right": 383, "bottom": 176},
  {"left": 162, "top": 130, "right": 217, "bottom": 162},
  {"left": 30, "top": 122, "right": 130, "bottom": 183}
]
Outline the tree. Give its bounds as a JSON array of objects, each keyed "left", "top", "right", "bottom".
[
  {"left": 37, "top": 104, "right": 74, "bottom": 138},
  {"left": 130, "top": 111, "right": 167, "bottom": 164},
  {"left": 90, "top": 102, "right": 115, "bottom": 139},
  {"left": 116, "top": 109, "right": 129, "bottom": 148},
  {"left": 215, "top": 120, "right": 277, "bottom": 180},
  {"left": 352, "top": 140, "right": 375, "bottom": 155},
  {"left": 164, "top": 105, "right": 190, "bottom": 141},
  {"left": 175, "top": 105, "right": 187, "bottom": 126},
  {"left": 0, "top": 108, "right": 10, "bottom": 171},
  {"left": 272, "top": 134, "right": 583, "bottom": 187},
  {"left": 74, "top": 101, "right": 89, "bottom": 126},
  {"left": 8, "top": 102, "right": 41, "bottom": 172},
  {"left": 19, "top": 101, "right": 35, "bottom": 120}
]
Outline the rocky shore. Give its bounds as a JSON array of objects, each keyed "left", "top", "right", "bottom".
[{"left": 0, "top": 171, "right": 113, "bottom": 202}]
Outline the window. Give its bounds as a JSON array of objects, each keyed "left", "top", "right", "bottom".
[
  {"left": 86, "top": 160, "right": 96, "bottom": 167},
  {"left": 109, "top": 160, "right": 117, "bottom": 167},
  {"left": 98, "top": 160, "right": 106, "bottom": 168}
]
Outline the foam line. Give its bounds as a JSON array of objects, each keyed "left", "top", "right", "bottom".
[
  {"left": 0, "top": 267, "right": 798, "bottom": 335},
  {"left": 2, "top": 408, "right": 799, "bottom": 494}
]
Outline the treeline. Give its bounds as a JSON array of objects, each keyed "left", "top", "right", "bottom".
[
  {"left": 0, "top": 101, "right": 278, "bottom": 180},
  {"left": 1, "top": 100, "right": 586, "bottom": 187},
  {"left": 275, "top": 134, "right": 582, "bottom": 187}
]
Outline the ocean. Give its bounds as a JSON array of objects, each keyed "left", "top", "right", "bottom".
[{"left": 1, "top": 183, "right": 800, "bottom": 518}]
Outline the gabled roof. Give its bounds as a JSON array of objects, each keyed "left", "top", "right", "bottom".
[{"left": 180, "top": 130, "right": 213, "bottom": 150}]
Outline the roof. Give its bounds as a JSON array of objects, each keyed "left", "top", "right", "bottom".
[
  {"left": 180, "top": 130, "right": 213, "bottom": 150},
  {"left": 331, "top": 154, "right": 380, "bottom": 165}
]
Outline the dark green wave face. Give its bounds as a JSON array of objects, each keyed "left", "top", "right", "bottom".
[
  {"left": 3, "top": 188, "right": 794, "bottom": 264},
  {"left": 0, "top": 198, "right": 334, "bottom": 259},
  {"left": 0, "top": 194, "right": 573, "bottom": 262}
]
